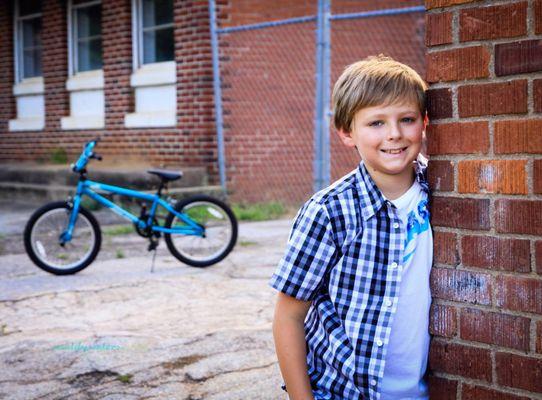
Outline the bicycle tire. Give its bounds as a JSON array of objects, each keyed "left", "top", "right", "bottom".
[
  {"left": 24, "top": 201, "right": 101, "bottom": 275},
  {"left": 164, "top": 195, "right": 237, "bottom": 267}
]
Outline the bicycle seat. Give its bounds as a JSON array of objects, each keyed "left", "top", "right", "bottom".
[{"left": 147, "top": 169, "right": 183, "bottom": 182}]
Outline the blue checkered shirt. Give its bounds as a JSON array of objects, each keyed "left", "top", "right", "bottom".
[{"left": 270, "top": 158, "right": 430, "bottom": 400}]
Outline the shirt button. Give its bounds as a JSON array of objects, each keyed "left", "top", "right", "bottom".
[
  {"left": 376, "top": 339, "right": 383, "bottom": 346},
  {"left": 371, "top": 379, "right": 377, "bottom": 386},
  {"left": 385, "top": 299, "right": 393, "bottom": 307},
  {"left": 393, "top": 222, "right": 399, "bottom": 229},
  {"left": 391, "top": 262, "right": 398, "bottom": 268}
]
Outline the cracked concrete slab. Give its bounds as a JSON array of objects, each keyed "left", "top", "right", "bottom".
[{"left": 0, "top": 208, "right": 293, "bottom": 400}]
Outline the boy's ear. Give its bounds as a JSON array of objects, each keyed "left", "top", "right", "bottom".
[{"left": 336, "top": 129, "right": 356, "bottom": 148}]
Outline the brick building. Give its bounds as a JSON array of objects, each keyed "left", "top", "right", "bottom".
[
  {"left": 0, "top": 0, "right": 425, "bottom": 204},
  {"left": 0, "top": 0, "right": 221, "bottom": 184}
]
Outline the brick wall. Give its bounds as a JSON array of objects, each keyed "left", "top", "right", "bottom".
[
  {"left": 425, "top": 0, "right": 542, "bottom": 398},
  {"left": 0, "top": 0, "right": 218, "bottom": 182}
]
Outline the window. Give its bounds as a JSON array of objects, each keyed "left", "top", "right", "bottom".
[
  {"left": 70, "top": 0, "right": 103, "bottom": 74},
  {"left": 15, "top": 0, "right": 43, "bottom": 80},
  {"left": 135, "top": 0, "right": 174, "bottom": 66}
]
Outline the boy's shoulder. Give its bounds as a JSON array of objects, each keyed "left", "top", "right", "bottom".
[{"left": 307, "top": 166, "right": 360, "bottom": 211}]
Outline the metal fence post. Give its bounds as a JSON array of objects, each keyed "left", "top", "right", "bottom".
[
  {"left": 208, "top": 0, "right": 227, "bottom": 192},
  {"left": 314, "top": 0, "right": 331, "bottom": 192}
]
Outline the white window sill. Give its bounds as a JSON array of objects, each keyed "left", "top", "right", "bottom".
[
  {"left": 61, "top": 115, "right": 104, "bottom": 130},
  {"left": 9, "top": 117, "right": 45, "bottom": 131},
  {"left": 66, "top": 69, "right": 104, "bottom": 91},
  {"left": 125, "top": 112, "right": 176, "bottom": 128},
  {"left": 131, "top": 61, "right": 176, "bottom": 87},
  {"left": 13, "top": 77, "right": 44, "bottom": 96}
]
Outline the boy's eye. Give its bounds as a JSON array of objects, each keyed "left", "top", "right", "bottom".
[
  {"left": 369, "top": 120, "right": 384, "bottom": 127},
  {"left": 401, "top": 117, "right": 416, "bottom": 123}
]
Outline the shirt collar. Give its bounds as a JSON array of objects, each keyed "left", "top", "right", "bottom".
[{"left": 355, "top": 155, "right": 429, "bottom": 221}]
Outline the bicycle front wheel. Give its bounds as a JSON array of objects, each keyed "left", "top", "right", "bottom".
[
  {"left": 24, "top": 201, "right": 101, "bottom": 275},
  {"left": 164, "top": 195, "right": 238, "bottom": 267}
]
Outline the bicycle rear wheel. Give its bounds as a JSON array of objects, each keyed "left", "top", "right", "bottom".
[
  {"left": 24, "top": 201, "right": 101, "bottom": 275},
  {"left": 164, "top": 195, "right": 237, "bottom": 267}
]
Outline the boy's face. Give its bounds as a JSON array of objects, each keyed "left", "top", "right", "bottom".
[{"left": 337, "top": 100, "right": 426, "bottom": 180}]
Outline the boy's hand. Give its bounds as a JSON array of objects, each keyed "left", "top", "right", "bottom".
[{"left": 273, "top": 292, "right": 315, "bottom": 400}]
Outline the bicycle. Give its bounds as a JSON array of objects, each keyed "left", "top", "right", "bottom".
[{"left": 24, "top": 138, "right": 238, "bottom": 275}]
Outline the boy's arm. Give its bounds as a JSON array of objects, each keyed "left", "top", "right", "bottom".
[{"left": 273, "top": 292, "right": 314, "bottom": 400}]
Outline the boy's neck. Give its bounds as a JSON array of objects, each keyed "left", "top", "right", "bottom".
[{"left": 364, "top": 162, "right": 416, "bottom": 201}]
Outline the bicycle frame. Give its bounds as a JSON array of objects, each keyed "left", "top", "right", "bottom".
[{"left": 61, "top": 178, "right": 204, "bottom": 243}]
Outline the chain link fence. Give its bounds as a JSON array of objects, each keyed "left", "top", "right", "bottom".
[{"left": 209, "top": 0, "right": 425, "bottom": 204}]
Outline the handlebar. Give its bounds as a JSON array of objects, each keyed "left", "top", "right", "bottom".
[{"left": 71, "top": 137, "right": 102, "bottom": 172}]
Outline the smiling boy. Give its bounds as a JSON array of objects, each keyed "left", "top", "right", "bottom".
[{"left": 270, "top": 55, "right": 432, "bottom": 400}]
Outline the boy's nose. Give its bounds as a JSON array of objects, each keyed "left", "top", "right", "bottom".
[{"left": 387, "top": 124, "right": 403, "bottom": 140}]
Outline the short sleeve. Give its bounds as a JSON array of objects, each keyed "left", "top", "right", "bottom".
[{"left": 269, "top": 199, "right": 338, "bottom": 301}]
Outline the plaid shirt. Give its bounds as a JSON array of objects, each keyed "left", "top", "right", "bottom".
[{"left": 270, "top": 158, "right": 430, "bottom": 400}]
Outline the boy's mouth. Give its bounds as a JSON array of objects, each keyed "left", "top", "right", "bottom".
[{"left": 381, "top": 147, "right": 408, "bottom": 154}]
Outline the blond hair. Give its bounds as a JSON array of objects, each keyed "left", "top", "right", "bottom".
[{"left": 332, "top": 55, "right": 427, "bottom": 133}]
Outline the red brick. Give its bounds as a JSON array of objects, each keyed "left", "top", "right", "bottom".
[
  {"left": 458, "top": 160, "right": 528, "bottom": 195},
  {"left": 495, "top": 275, "right": 542, "bottom": 314},
  {"left": 495, "top": 40, "right": 542, "bottom": 76},
  {"left": 462, "top": 384, "right": 530, "bottom": 400},
  {"left": 535, "top": 160, "right": 542, "bottom": 194},
  {"left": 535, "top": 79, "right": 542, "bottom": 113},
  {"left": 461, "top": 236, "right": 531, "bottom": 272},
  {"left": 430, "top": 303, "right": 457, "bottom": 338},
  {"left": 495, "top": 199, "right": 542, "bottom": 235},
  {"left": 428, "top": 376, "right": 457, "bottom": 400},
  {"left": 426, "top": 47, "right": 490, "bottom": 83},
  {"left": 432, "top": 196, "right": 490, "bottom": 230},
  {"left": 434, "top": 231, "right": 458, "bottom": 265},
  {"left": 536, "top": 0, "right": 542, "bottom": 34},
  {"left": 429, "top": 340, "right": 492, "bottom": 381},
  {"left": 426, "top": 88, "right": 453, "bottom": 120},
  {"left": 431, "top": 267, "right": 492, "bottom": 305},
  {"left": 496, "top": 352, "right": 542, "bottom": 393},
  {"left": 425, "top": 0, "right": 480, "bottom": 10},
  {"left": 460, "top": 308, "right": 530, "bottom": 350},
  {"left": 458, "top": 80, "right": 528, "bottom": 117},
  {"left": 537, "top": 320, "right": 542, "bottom": 353},
  {"left": 460, "top": 2, "right": 527, "bottom": 42},
  {"left": 494, "top": 119, "right": 542, "bottom": 154},
  {"left": 426, "top": 12, "right": 453, "bottom": 46},
  {"left": 537, "top": 241, "right": 542, "bottom": 275},
  {"left": 427, "top": 160, "right": 454, "bottom": 192},
  {"left": 427, "top": 122, "right": 489, "bottom": 155}
]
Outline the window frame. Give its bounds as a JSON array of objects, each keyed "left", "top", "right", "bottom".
[
  {"left": 13, "top": 1, "right": 43, "bottom": 82},
  {"left": 132, "top": 0, "right": 175, "bottom": 69},
  {"left": 67, "top": 0, "right": 103, "bottom": 76}
]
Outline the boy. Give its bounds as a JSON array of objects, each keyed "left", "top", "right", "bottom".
[{"left": 270, "top": 55, "right": 432, "bottom": 400}]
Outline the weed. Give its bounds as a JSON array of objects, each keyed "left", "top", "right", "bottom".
[
  {"left": 103, "top": 225, "right": 134, "bottom": 236},
  {"left": 81, "top": 197, "right": 102, "bottom": 211},
  {"left": 116, "top": 374, "right": 132, "bottom": 384},
  {"left": 239, "top": 240, "right": 257, "bottom": 247},
  {"left": 115, "top": 249, "right": 125, "bottom": 259},
  {"left": 50, "top": 147, "right": 68, "bottom": 164}
]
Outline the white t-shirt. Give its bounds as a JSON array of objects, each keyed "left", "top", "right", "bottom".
[{"left": 379, "top": 180, "right": 433, "bottom": 400}]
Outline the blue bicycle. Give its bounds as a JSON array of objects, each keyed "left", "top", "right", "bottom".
[{"left": 24, "top": 138, "right": 238, "bottom": 275}]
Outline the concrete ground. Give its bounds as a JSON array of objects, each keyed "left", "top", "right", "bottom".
[{"left": 0, "top": 201, "right": 291, "bottom": 399}]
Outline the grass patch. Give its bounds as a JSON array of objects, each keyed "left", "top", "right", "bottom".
[
  {"left": 116, "top": 373, "right": 132, "bottom": 384},
  {"left": 115, "top": 249, "right": 125, "bottom": 259},
  {"left": 232, "top": 202, "right": 286, "bottom": 221},
  {"left": 103, "top": 225, "right": 134, "bottom": 236}
]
